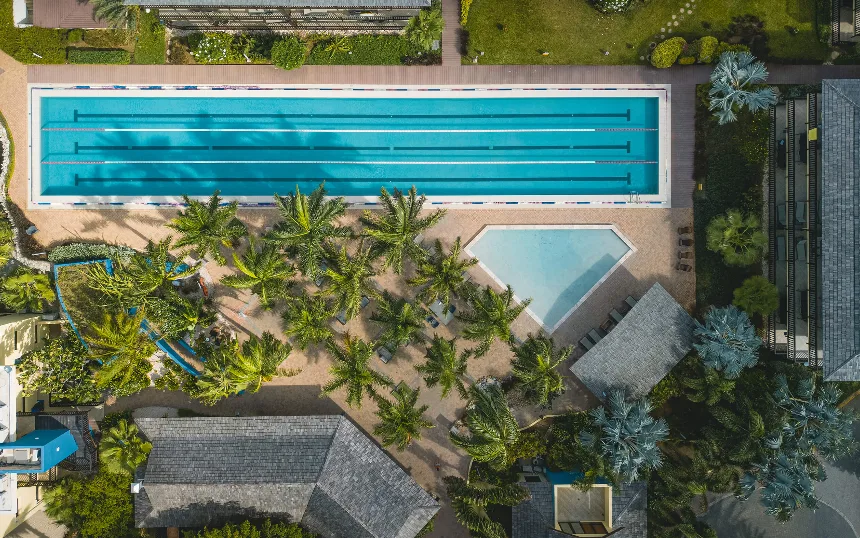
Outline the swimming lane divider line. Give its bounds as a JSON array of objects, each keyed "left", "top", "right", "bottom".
[
  {"left": 44, "top": 128, "right": 657, "bottom": 134},
  {"left": 73, "top": 112, "right": 632, "bottom": 120},
  {"left": 48, "top": 160, "right": 657, "bottom": 165},
  {"left": 72, "top": 176, "right": 634, "bottom": 185}
]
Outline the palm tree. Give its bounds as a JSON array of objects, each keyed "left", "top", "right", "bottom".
[
  {"left": 408, "top": 237, "right": 477, "bottom": 308},
  {"left": 147, "top": 291, "right": 216, "bottom": 339},
  {"left": 85, "top": 262, "right": 145, "bottom": 310},
  {"left": 369, "top": 293, "right": 425, "bottom": 353},
  {"left": 415, "top": 336, "right": 471, "bottom": 399},
  {"left": 694, "top": 305, "right": 762, "bottom": 379},
  {"left": 196, "top": 339, "right": 240, "bottom": 405},
  {"left": 322, "top": 334, "right": 393, "bottom": 408},
  {"left": 88, "top": 310, "right": 155, "bottom": 396},
  {"left": 458, "top": 285, "right": 531, "bottom": 358},
  {"left": 360, "top": 186, "right": 446, "bottom": 274},
  {"left": 0, "top": 268, "right": 55, "bottom": 312},
  {"left": 676, "top": 361, "right": 736, "bottom": 406},
  {"left": 449, "top": 380, "right": 520, "bottom": 469},
  {"left": 708, "top": 51, "right": 777, "bottom": 124},
  {"left": 222, "top": 237, "right": 295, "bottom": 310},
  {"left": 738, "top": 449, "right": 820, "bottom": 522},
  {"left": 706, "top": 210, "right": 767, "bottom": 266},
  {"left": 90, "top": 0, "right": 131, "bottom": 28},
  {"left": 404, "top": 8, "right": 444, "bottom": 51},
  {"left": 126, "top": 236, "right": 199, "bottom": 296},
  {"left": 373, "top": 384, "right": 434, "bottom": 450},
  {"left": 266, "top": 184, "right": 352, "bottom": 279},
  {"left": 281, "top": 292, "right": 335, "bottom": 350},
  {"left": 580, "top": 389, "right": 669, "bottom": 483},
  {"left": 228, "top": 332, "right": 298, "bottom": 394},
  {"left": 167, "top": 191, "right": 247, "bottom": 265},
  {"left": 99, "top": 419, "right": 152, "bottom": 476},
  {"left": 444, "top": 476, "right": 528, "bottom": 537},
  {"left": 322, "top": 241, "right": 379, "bottom": 321},
  {"left": 511, "top": 333, "right": 572, "bottom": 409}
]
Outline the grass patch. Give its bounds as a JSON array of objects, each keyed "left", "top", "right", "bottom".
[
  {"left": 55, "top": 264, "right": 104, "bottom": 342},
  {"left": 0, "top": 0, "right": 67, "bottom": 64},
  {"left": 464, "top": 0, "right": 830, "bottom": 64},
  {"left": 68, "top": 48, "right": 131, "bottom": 64},
  {"left": 133, "top": 8, "right": 166, "bottom": 64},
  {"left": 0, "top": 110, "right": 14, "bottom": 192},
  {"left": 307, "top": 35, "right": 435, "bottom": 65},
  {"left": 693, "top": 85, "right": 769, "bottom": 312},
  {"left": 83, "top": 29, "right": 131, "bottom": 49}
]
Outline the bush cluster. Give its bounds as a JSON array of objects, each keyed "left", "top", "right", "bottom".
[
  {"left": 48, "top": 243, "right": 136, "bottom": 264},
  {"left": 593, "top": 0, "right": 631, "bottom": 13},
  {"left": 189, "top": 32, "right": 237, "bottom": 64},
  {"left": 308, "top": 34, "right": 428, "bottom": 65},
  {"left": 66, "top": 29, "right": 83, "bottom": 43},
  {"left": 650, "top": 37, "right": 686, "bottom": 68},
  {"left": 67, "top": 48, "right": 131, "bottom": 64},
  {"left": 460, "top": 0, "right": 473, "bottom": 25},
  {"left": 271, "top": 37, "right": 306, "bottom": 70},
  {"left": 651, "top": 36, "right": 749, "bottom": 68},
  {"left": 133, "top": 8, "right": 166, "bottom": 64},
  {"left": 83, "top": 29, "right": 130, "bottom": 48}
]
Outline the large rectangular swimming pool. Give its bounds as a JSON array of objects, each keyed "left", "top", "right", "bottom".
[{"left": 29, "top": 86, "right": 670, "bottom": 207}]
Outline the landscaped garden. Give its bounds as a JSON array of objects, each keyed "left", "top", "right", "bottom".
[{"left": 463, "top": 0, "right": 831, "bottom": 64}]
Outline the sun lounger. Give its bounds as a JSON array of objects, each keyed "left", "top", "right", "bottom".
[
  {"left": 676, "top": 262, "right": 693, "bottom": 272},
  {"left": 314, "top": 262, "right": 328, "bottom": 288},
  {"left": 377, "top": 346, "right": 393, "bottom": 364},
  {"left": 600, "top": 319, "right": 615, "bottom": 332},
  {"left": 610, "top": 309, "right": 624, "bottom": 324},
  {"left": 679, "top": 238, "right": 693, "bottom": 247},
  {"left": 777, "top": 204, "right": 787, "bottom": 227},
  {"left": 360, "top": 295, "right": 370, "bottom": 309},
  {"left": 777, "top": 235, "right": 786, "bottom": 261},
  {"left": 795, "top": 201, "right": 807, "bottom": 225},
  {"left": 625, "top": 296, "right": 638, "bottom": 309},
  {"left": 796, "top": 239, "right": 807, "bottom": 262},
  {"left": 336, "top": 310, "right": 347, "bottom": 325},
  {"left": 588, "top": 329, "right": 603, "bottom": 343},
  {"left": 678, "top": 251, "right": 693, "bottom": 259},
  {"left": 677, "top": 226, "right": 693, "bottom": 235},
  {"left": 579, "top": 337, "right": 594, "bottom": 351}
]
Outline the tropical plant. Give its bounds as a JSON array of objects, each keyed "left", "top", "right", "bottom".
[
  {"left": 369, "top": 293, "right": 425, "bottom": 352},
  {"left": 449, "top": 380, "right": 520, "bottom": 469},
  {"left": 84, "top": 262, "right": 146, "bottom": 310},
  {"left": 738, "top": 448, "right": 822, "bottom": 522},
  {"left": 547, "top": 411, "right": 618, "bottom": 488},
  {"left": 580, "top": 389, "right": 669, "bottom": 483},
  {"left": 443, "top": 476, "right": 529, "bottom": 538},
  {"left": 373, "top": 384, "right": 434, "bottom": 450},
  {"left": 694, "top": 305, "right": 762, "bottom": 379},
  {"left": 99, "top": 419, "right": 152, "bottom": 476},
  {"left": 148, "top": 291, "right": 216, "bottom": 339},
  {"left": 324, "top": 36, "right": 352, "bottom": 59},
  {"left": 510, "top": 333, "right": 572, "bottom": 408},
  {"left": 0, "top": 220, "right": 13, "bottom": 268},
  {"left": 16, "top": 334, "right": 100, "bottom": 404},
  {"left": 360, "top": 186, "right": 446, "bottom": 273},
  {"left": 458, "top": 285, "right": 530, "bottom": 358},
  {"left": 196, "top": 339, "right": 240, "bottom": 405},
  {"left": 266, "top": 184, "right": 351, "bottom": 279},
  {"left": 126, "top": 236, "right": 199, "bottom": 296},
  {"left": 407, "top": 236, "right": 477, "bottom": 308},
  {"left": 182, "top": 519, "right": 316, "bottom": 538},
  {"left": 88, "top": 310, "right": 155, "bottom": 396},
  {"left": 281, "top": 292, "right": 335, "bottom": 349},
  {"left": 404, "top": 8, "right": 444, "bottom": 51},
  {"left": 415, "top": 336, "right": 471, "bottom": 399},
  {"left": 322, "top": 334, "right": 393, "bottom": 408},
  {"left": 708, "top": 51, "right": 777, "bottom": 124},
  {"left": 271, "top": 37, "right": 306, "bottom": 70},
  {"left": 322, "top": 241, "right": 379, "bottom": 321},
  {"left": 228, "top": 332, "right": 298, "bottom": 394},
  {"left": 90, "top": 0, "right": 131, "bottom": 28},
  {"left": 674, "top": 355, "right": 737, "bottom": 406},
  {"left": 733, "top": 275, "right": 780, "bottom": 317},
  {"left": 0, "top": 268, "right": 55, "bottom": 312},
  {"left": 167, "top": 191, "right": 247, "bottom": 265},
  {"left": 44, "top": 471, "right": 135, "bottom": 538},
  {"left": 222, "top": 237, "right": 295, "bottom": 310},
  {"left": 706, "top": 209, "right": 767, "bottom": 266}
]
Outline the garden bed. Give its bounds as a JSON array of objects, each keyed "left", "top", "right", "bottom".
[{"left": 54, "top": 261, "right": 111, "bottom": 345}]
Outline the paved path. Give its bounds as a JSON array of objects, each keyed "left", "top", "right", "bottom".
[{"left": 441, "top": 0, "right": 461, "bottom": 65}]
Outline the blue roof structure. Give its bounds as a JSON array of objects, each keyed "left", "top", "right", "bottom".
[{"left": 0, "top": 429, "right": 78, "bottom": 474}]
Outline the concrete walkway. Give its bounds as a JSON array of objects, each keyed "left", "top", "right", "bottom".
[{"left": 441, "top": 0, "right": 462, "bottom": 65}]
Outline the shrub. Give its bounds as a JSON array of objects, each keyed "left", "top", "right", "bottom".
[
  {"left": 651, "top": 37, "right": 686, "bottom": 68},
  {"left": 48, "top": 243, "right": 136, "bottom": 264},
  {"left": 189, "top": 32, "right": 236, "bottom": 64},
  {"left": 733, "top": 275, "right": 779, "bottom": 317},
  {"left": 271, "top": 37, "right": 306, "bottom": 70},
  {"left": 307, "top": 35, "right": 421, "bottom": 65},
  {"left": 83, "top": 29, "right": 130, "bottom": 48},
  {"left": 44, "top": 471, "right": 134, "bottom": 538},
  {"left": 697, "top": 36, "right": 719, "bottom": 63},
  {"left": 68, "top": 48, "right": 131, "bottom": 64},
  {"left": 716, "top": 42, "right": 750, "bottom": 56},
  {"left": 405, "top": 8, "right": 444, "bottom": 50},
  {"left": 706, "top": 209, "right": 767, "bottom": 266},
  {"left": 593, "top": 0, "right": 631, "bottom": 13},
  {"left": 133, "top": 8, "right": 166, "bottom": 64},
  {"left": 679, "top": 56, "right": 696, "bottom": 65},
  {"left": 460, "top": 0, "right": 473, "bottom": 25},
  {"left": 67, "top": 29, "right": 84, "bottom": 43}
]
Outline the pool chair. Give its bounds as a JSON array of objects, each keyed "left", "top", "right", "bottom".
[
  {"left": 314, "top": 262, "right": 328, "bottom": 288},
  {"left": 677, "top": 226, "right": 693, "bottom": 235},
  {"left": 588, "top": 329, "right": 603, "bottom": 343},
  {"left": 676, "top": 262, "right": 693, "bottom": 272},
  {"left": 796, "top": 201, "right": 807, "bottom": 226},
  {"left": 679, "top": 238, "right": 694, "bottom": 247},
  {"left": 678, "top": 251, "right": 693, "bottom": 259},
  {"left": 625, "top": 295, "right": 638, "bottom": 309},
  {"left": 579, "top": 337, "right": 594, "bottom": 351},
  {"left": 796, "top": 239, "right": 808, "bottom": 262},
  {"left": 777, "top": 235, "right": 786, "bottom": 261},
  {"left": 777, "top": 204, "right": 787, "bottom": 228},
  {"left": 335, "top": 310, "right": 347, "bottom": 325},
  {"left": 610, "top": 309, "right": 624, "bottom": 324},
  {"left": 376, "top": 346, "right": 393, "bottom": 364},
  {"left": 360, "top": 295, "right": 370, "bottom": 309}
]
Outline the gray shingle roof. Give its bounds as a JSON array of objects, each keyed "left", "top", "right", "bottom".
[
  {"left": 134, "top": 416, "right": 439, "bottom": 537},
  {"left": 570, "top": 282, "right": 695, "bottom": 400},
  {"left": 821, "top": 79, "right": 860, "bottom": 381},
  {"left": 123, "top": 0, "right": 430, "bottom": 8}
]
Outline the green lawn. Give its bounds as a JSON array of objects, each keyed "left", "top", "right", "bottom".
[
  {"left": 55, "top": 264, "right": 103, "bottom": 342},
  {"left": 464, "top": 0, "right": 830, "bottom": 64}
]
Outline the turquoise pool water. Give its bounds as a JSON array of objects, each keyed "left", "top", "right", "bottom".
[
  {"left": 467, "top": 227, "right": 631, "bottom": 331},
  {"left": 37, "top": 93, "right": 660, "bottom": 198}
]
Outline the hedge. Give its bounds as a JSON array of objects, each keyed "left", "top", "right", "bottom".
[
  {"left": 48, "top": 243, "right": 136, "bottom": 264},
  {"left": 460, "top": 0, "right": 473, "bottom": 25},
  {"left": 67, "top": 48, "right": 130, "bottom": 64},
  {"left": 308, "top": 35, "right": 423, "bottom": 65},
  {"left": 651, "top": 37, "right": 686, "bottom": 68},
  {"left": 133, "top": 9, "right": 166, "bottom": 64},
  {"left": 271, "top": 37, "right": 306, "bottom": 70},
  {"left": 0, "top": 0, "right": 67, "bottom": 64},
  {"left": 83, "top": 29, "right": 130, "bottom": 48},
  {"left": 698, "top": 36, "right": 719, "bottom": 63}
]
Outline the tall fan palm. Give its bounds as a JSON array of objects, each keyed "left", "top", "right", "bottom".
[
  {"left": 99, "top": 419, "right": 152, "bottom": 476},
  {"left": 708, "top": 51, "right": 777, "bottom": 124},
  {"left": 90, "top": 0, "right": 131, "bottom": 28},
  {"left": 322, "top": 334, "right": 393, "bottom": 408},
  {"left": 444, "top": 476, "right": 529, "bottom": 537},
  {"left": 0, "top": 268, "right": 55, "bottom": 312},
  {"left": 694, "top": 305, "right": 762, "bottom": 379},
  {"left": 266, "top": 184, "right": 352, "bottom": 279},
  {"left": 167, "top": 191, "right": 247, "bottom": 265},
  {"left": 360, "top": 186, "right": 446, "bottom": 274},
  {"left": 196, "top": 339, "right": 240, "bottom": 405},
  {"left": 228, "top": 332, "right": 298, "bottom": 394},
  {"left": 449, "top": 381, "right": 520, "bottom": 469},
  {"left": 322, "top": 241, "right": 380, "bottom": 321},
  {"left": 282, "top": 292, "right": 335, "bottom": 350},
  {"left": 88, "top": 310, "right": 155, "bottom": 396},
  {"left": 415, "top": 336, "right": 471, "bottom": 399},
  {"left": 373, "top": 384, "right": 434, "bottom": 450},
  {"left": 511, "top": 333, "right": 572, "bottom": 409},
  {"left": 706, "top": 210, "right": 767, "bottom": 266},
  {"left": 404, "top": 8, "right": 444, "bottom": 51},
  {"left": 369, "top": 293, "right": 425, "bottom": 353},
  {"left": 126, "top": 236, "right": 199, "bottom": 296},
  {"left": 408, "top": 237, "right": 477, "bottom": 308},
  {"left": 458, "top": 285, "right": 531, "bottom": 358},
  {"left": 222, "top": 237, "right": 295, "bottom": 310}
]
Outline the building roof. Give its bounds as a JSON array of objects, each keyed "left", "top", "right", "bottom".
[
  {"left": 123, "top": 0, "right": 430, "bottom": 8},
  {"left": 32, "top": 0, "right": 109, "bottom": 29},
  {"left": 570, "top": 282, "right": 695, "bottom": 400},
  {"left": 821, "top": 79, "right": 860, "bottom": 381},
  {"left": 35, "top": 414, "right": 98, "bottom": 473},
  {"left": 511, "top": 481, "right": 647, "bottom": 538},
  {"left": 134, "top": 416, "right": 439, "bottom": 538}
]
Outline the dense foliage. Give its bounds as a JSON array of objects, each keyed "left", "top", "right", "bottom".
[
  {"left": 693, "top": 305, "right": 761, "bottom": 378},
  {"left": 708, "top": 51, "right": 778, "bottom": 124},
  {"left": 182, "top": 520, "right": 316, "bottom": 538},
  {"left": 48, "top": 242, "right": 136, "bottom": 264},
  {"left": 651, "top": 37, "right": 686, "bottom": 68},
  {"left": 0, "top": 267, "right": 56, "bottom": 312},
  {"left": 405, "top": 7, "right": 444, "bottom": 50},
  {"left": 733, "top": 275, "right": 780, "bottom": 317},
  {"left": 99, "top": 419, "right": 152, "bottom": 476},
  {"left": 271, "top": 37, "right": 306, "bottom": 70},
  {"left": 133, "top": 8, "right": 166, "bottom": 64},
  {"left": 44, "top": 471, "right": 135, "bottom": 538},
  {"left": 16, "top": 333, "right": 100, "bottom": 403},
  {"left": 705, "top": 209, "right": 767, "bottom": 266},
  {"left": 67, "top": 48, "right": 130, "bottom": 64},
  {"left": 449, "top": 381, "right": 520, "bottom": 469}
]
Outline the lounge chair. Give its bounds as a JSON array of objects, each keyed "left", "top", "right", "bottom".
[
  {"left": 335, "top": 311, "right": 347, "bottom": 325},
  {"left": 625, "top": 295, "right": 638, "bottom": 309},
  {"left": 777, "top": 235, "right": 786, "bottom": 261},
  {"left": 588, "top": 329, "right": 603, "bottom": 343},
  {"left": 579, "top": 337, "right": 594, "bottom": 351},
  {"left": 314, "top": 262, "right": 328, "bottom": 288},
  {"left": 679, "top": 238, "right": 693, "bottom": 247},
  {"left": 676, "top": 262, "right": 693, "bottom": 272},
  {"left": 600, "top": 319, "right": 615, "bottom": 332},
  {"left": 678, "top": 251, "right": 693, "bottom": 259},
  {"left": 360, "top": 295, "right": 370, "bottom": 309},
  {"left": 677, "top": 226, "right": 693, "bottom": 235},
  {"left": 796, "top": 201, "right": 807, "bottom": 225},
  {"left": 610, "top": 309, "right": 624, "bottom": 324},
  {"left": 777, "top": 204, "right": 787, "bottom": 228},
  {"left": 796, "top": 239, "right": 807, "bottom": 262},
  {"left": 377, "top": 346, "right": 393, "bottom": 364}
]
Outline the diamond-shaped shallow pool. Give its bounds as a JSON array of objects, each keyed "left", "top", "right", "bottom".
[{"left": 465, "top": 225, "right": 635, "bottom": 333}]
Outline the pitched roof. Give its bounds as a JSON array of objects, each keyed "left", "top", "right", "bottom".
[
  {"left": 570, "top": 282, "right": 695, "bottom": 400},
  {"left": 32, "top": 0, "right": 109, "bottom": 29},
  {"left": 34, "top": 413, "right": 98, "bottom": 473},
  {"left": 134, "top": 416, "right": 438, "bottom": 538},
  {"left": 123, "top": 0, "right": 431, "bottom": 8},
  {"left": 821, "top": 79, "right": 860, "bottom": 381}
]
